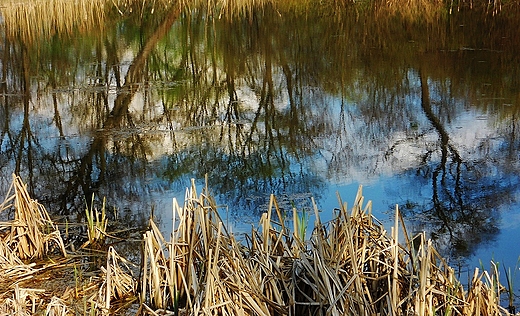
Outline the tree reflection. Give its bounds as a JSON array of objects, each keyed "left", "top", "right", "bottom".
[
  {"left": 0, "top": 4, "right": 182, "bottom": 219},
  {"left": 1, "top": 1, "right": 520, "bottom": 263},
  {"left": 160, "top": 11, "right": 330, "bottom": 214},
  {"left": 391, "top": 70, "right": 519, "bottom": 260}
]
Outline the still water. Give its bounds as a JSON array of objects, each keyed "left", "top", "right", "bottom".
[{"left": 1, "top": 1, "right": 520, "bottom": 283}]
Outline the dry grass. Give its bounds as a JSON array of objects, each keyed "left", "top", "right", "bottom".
[
  {"left": 1, "top": 0, "right": 107, "bottom": 43},
  {"left": 0, "top": 174, "right": 138, "bottom": 315},
  {"left": 93, "top": 246, "right": 138, "bottom": 315},
  {"left": 0, "top": 174, "right": 514, "bottom": 315},
  {"left": 2, "top": 0, "right": 517, "bottom": 48},
  {"left": 0, "top": 174, "right": 66, "bottom": 262},
  {"left": 137, "top": 181, "right": 512, "bottom": 315},
  {"left": 0, "top": 0, "right": 178, "bottom": 44}
]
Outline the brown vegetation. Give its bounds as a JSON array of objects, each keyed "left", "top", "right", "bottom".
[
  {"left": 0, "top": 174, "right": 513, "bottom": 315},
  {"left": 2, "top": 0, "right": 519, "bottom": 46}
]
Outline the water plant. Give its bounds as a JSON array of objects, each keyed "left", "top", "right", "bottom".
[
  {"left": 292, "top": 203, "right": 309, "bottom": 243},
  {"left": 83, "top": 196, "right": 108, "bottom": 249},
  {"left": 503, "top": 256, "right": 520, "bottom": 314}
]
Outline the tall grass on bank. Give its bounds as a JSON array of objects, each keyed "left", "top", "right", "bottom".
[
  {"left": 2, "top": 0, "right": 519, "bottom": 49},
  {"left": 0, "top": 0, "right": 179, "bottom": 44},
  {"left": 0, "top": 174, "right": 514, "bottom": 314}
]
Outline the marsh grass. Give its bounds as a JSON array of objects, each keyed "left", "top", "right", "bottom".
[
  {"left": 1, "top": 0, "right": 107, "bottom": 43},
  {"left": 0, "top": 174, "right": 66, "bottom": 261},
  {"left": 0, "top": 0, "right": 178, "bottom": 44},
  {"left": 0, "top": 174, "right": 515, "bottom": 315},
  {"left": 83, "top": 196, "right": 109, "bottom": 250},
  {"left": 2, "top": 0, "right": 519, "bottom": 50},
  {"left": 136, "top": 181, "right": 512, "bottom": 315}
]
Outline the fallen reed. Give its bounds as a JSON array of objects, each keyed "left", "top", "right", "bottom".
[
  {"left": 0, "top": 174, "right": 69, "bottom": 314},
  {"left": 0, "top": 174, "right": 514, "bottom": 315},
  {"left": 0, "top": 174, "right": 66, "bottom": 262}
]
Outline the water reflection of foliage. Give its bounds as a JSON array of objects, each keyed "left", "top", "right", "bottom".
[
  {"left": 148, "top": 8, "right": 335, "bottom": 212},
  {"left": 0, "top": 4, "right": 182, "bottom": 216}
]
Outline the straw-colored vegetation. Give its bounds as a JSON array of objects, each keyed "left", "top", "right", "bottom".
[
  {"left": 0, "top": 173, "right": 515, "bottom": 315},
  {"left": 2, "top": 0, "right": 519, "bottom": 46},
  {"left": 0, "top": 0, "right": 179, "bottom": 44},
  {"left": 1, "top": 0, "right": 107, "bottom": 43},
  {"left": 0, "top": 175, "right": 66, "bottom": 262}
]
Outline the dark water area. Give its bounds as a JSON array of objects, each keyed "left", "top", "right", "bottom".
[{"left": 1, "top": 2, "right": 520, "bottom": 289}]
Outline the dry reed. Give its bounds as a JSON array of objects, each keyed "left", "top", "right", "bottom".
[
  {"left": 45, "top": 296, "right": 69, "bottom": 316},
  {"left": 0, "top": 0, "right": 181, "bottom": 44},
  {"left": 138, "top": 181, "right": 512, "bottom": 315},
  {"left": 0, "top": 174, "right": 66, "bottom": 262},
  {"left": 0, "top": 174, "right": 69, "bottom": 315},
  {"left": 0, "top": 174, "right": 514, "bottom": 315},
  {"left": 91, "top": 246, "right": 137, "bottom": 315},
  {"left": 1, "top": 0, "right": 107, "bottom": 43}
]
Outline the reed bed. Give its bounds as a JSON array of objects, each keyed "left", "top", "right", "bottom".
[
  {"left": 0, "top": 0, "right": 179, "bottom": 44},
  {"left": 137, "top": 181, "right": 512, "bottom": 315},
  {"left": 0, "top": 174, "right": 514, "bottom": 315},
  {"left": 0, "top": 174, "right": 69, "bottom": 314},
  {"left": 1, "top": 0, "right": 107, "bottom": 43},
  {"left": 2, "top": 0, "right": 518, "bottom": 48}
]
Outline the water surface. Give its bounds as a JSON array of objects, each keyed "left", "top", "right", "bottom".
[{"left": 1, "top": 1, "right": 520, "bottom": 285}]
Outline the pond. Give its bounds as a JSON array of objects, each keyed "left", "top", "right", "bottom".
[{"left": 1, "top": 0, "right": 520, "bottom": 286}]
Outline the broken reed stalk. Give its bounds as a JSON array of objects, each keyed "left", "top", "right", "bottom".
[
  {"left": 140, "top": 180, "right": 198, "bottom": 312},
  {"left": 45, "top": 296, "right": 69, "bottom": 316},
  {"left": 0, "top": 175, "right": 72, "bottom": 315},
  {"left": 92, "top": 246, "right": 136, "bottom": 315}
]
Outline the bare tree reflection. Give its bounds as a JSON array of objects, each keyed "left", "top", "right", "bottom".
[
  {"left": 1, "top": 2, "right": 520, "bottom": 265},
  {"left": 0, "top": 5, "right": 181, "bottom": 219},
  {"left": 152, "top": 12, "right": 332, "bottom": 215},
  {"left": 392, "top": 70, "right": 518, "bottom": 260}
]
